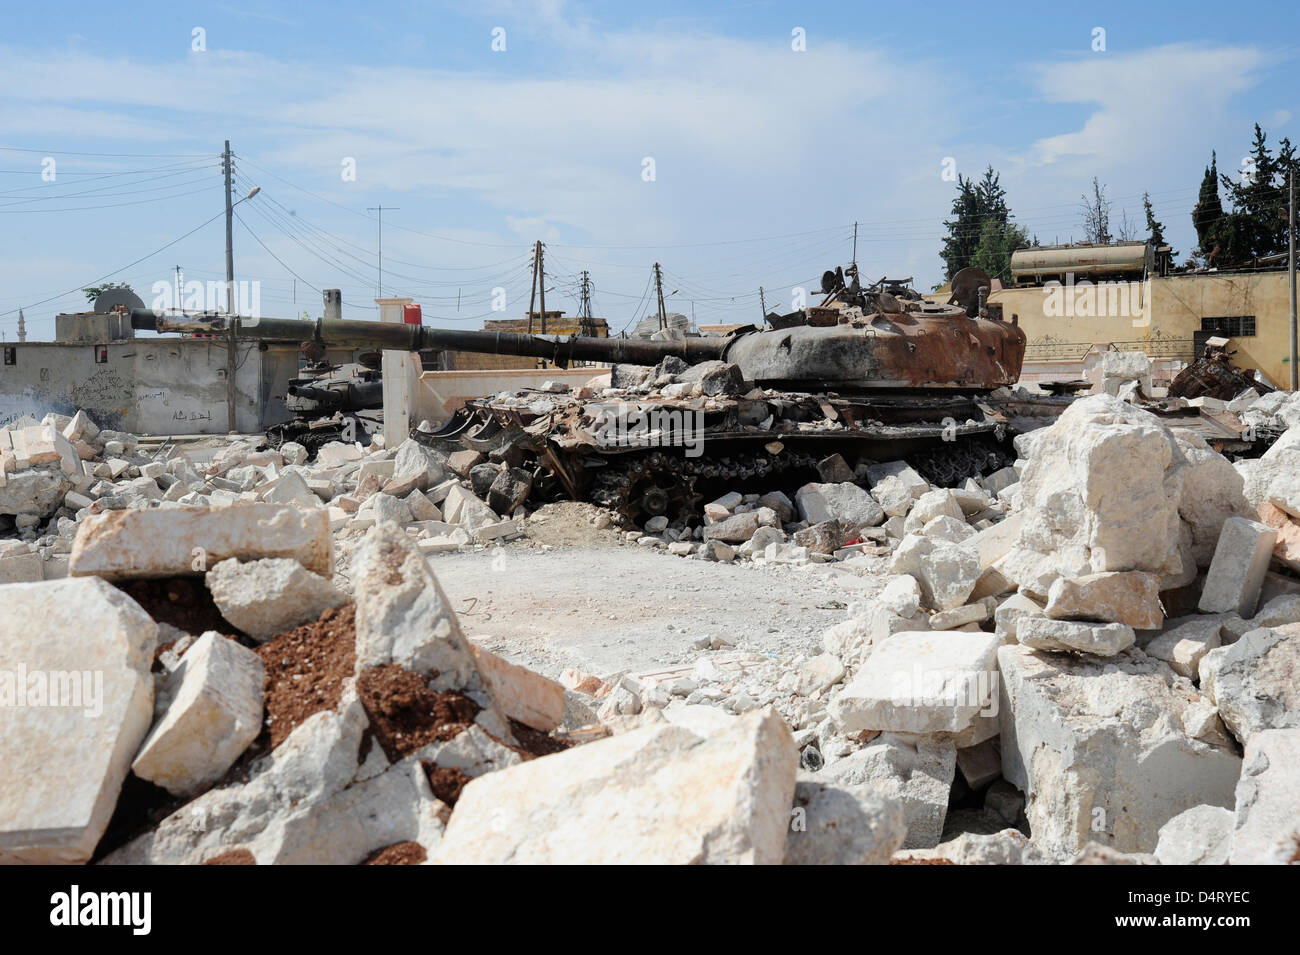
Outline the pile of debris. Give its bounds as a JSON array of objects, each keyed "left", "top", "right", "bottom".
[
  {"left": 0, "top": 409, "right": 535, "bottom": 586},
  {"left": 1, "top": 507, "right": 805, "bottom": 864},
  {"left": 3, "top": 390, "right": 1299, "bottom": 865},
  {"left": 543, "top": 393, "right": 1300, "bottom": 863},
  {"left": 625, "top": 453, "right": 1013, "bottom": 568}
]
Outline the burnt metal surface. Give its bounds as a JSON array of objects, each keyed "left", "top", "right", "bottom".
[{"left": 1167, "top": 341, "right": 1272, "bottom": 401}]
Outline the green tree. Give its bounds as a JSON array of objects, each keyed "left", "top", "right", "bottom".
[
  {"left": 971, "top": 219, "right": 1029, "bottom": 282},
  {"left": 1142, "top": 191, "right": 1175, "bottom": 258},
  {"left": 940, "top": 165, "right": 1015, "bottom": 281},
  {"left": 1192, "top": 152, "right": 1227, "bottom": 264},
  {"left": 1196, "top": 126, "right": 1300, "bottom": 267},
  {"left": 82, "top": 281, "right": 134, "bottom": 304}
]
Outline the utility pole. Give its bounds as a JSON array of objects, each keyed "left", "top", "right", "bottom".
[
  {"left": 852, "top": 221, "right": 858, "bottom": 269},
  {"left": 654, "top": 262, "right": 667, "bottom": 330},
  {"left": 759, "top": 285, "right": 767, "bottom": 320},
  {"left": 527, "top": 241, "right": 540, "bottom": 334},
  {"left": 366, "top": 205, "right": 399, "bottom": 298},
  {"left": 538, "top": 243, "right": 547, "bottom": 335},
  {"left": 1290, "top": 167, "right": 1297, "bottom": 391},
  {"left": 578, "top": 270, "right": 595, "bottom": 337},
  {"left": 222, "top": 140, "right": 237, "bottom": 433},
  {"left": 175, "top": 266, "right": 183, "bottom": 313}
]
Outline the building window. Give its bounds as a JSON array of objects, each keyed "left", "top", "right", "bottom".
[
  {"left": 1201, "top": 316, "right": 1256, "bottom": 337},
  {"left": 2, "top": 347, "right": 13, "bottom": 366},
  {"left": 94, "top": 344, "right": 109, "bottom": 363}
]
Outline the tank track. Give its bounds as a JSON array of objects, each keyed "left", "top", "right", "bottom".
[{"left": 586, "top": 436, "right": 1009, "bottom": 525}]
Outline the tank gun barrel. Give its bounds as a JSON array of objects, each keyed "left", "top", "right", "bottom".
[{"left": 129, "top": 309, "right": 728, "bottom": 367}]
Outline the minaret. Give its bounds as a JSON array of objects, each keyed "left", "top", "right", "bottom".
[{"left": 16, "top": 309, "right": 26, "bottom": 342}]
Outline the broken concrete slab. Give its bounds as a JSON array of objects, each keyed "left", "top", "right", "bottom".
[
  {"left": 1017, "top": 617, "right": 1136, "bottom": 657},
  {"left": 470, "top": 643, "right": 566, "bottom": 731},
  {"left": 432, "top": 708, "right": 797, "bottom": 864},
  {"left": 889, "top": 534, "right": 982, "bottom": 611},
  {"left": 1008, "top": 395, "right": 1190, "bottom": 596},
  {"left": 384, "top": 438, "right": 447, "bottom": 494},
  {"left": 1229, "top": 728, "right": 1300, "bottom": 864},
  {"left": 1175, "top": 435, "right": 1253, "bottom": 568},
  {"left": 350, "top": 525, "right": 512, "bottom": 740},
  {"left": 1146, "top": 616, "right": 1223, "bottom": 679},
  {"left": 785, "top": 773, "right": 906, "bottom": 865},
  {"left": 1198, "top": 516, "right": 1275, "bottom": 617},
  {"left": 795, "top": 482, "right": 884, "bottom": 527},
  {"left": 818, "top": 734, "right": 956, "bottom": 849},
  {"left": 69, "top": 504, "right": 333, "bottom": 581},
  {"left": 998, "top": 644, "right": 1240, "bottom": 859},
  {"left": 205, "top": 557, "right": 348, "bottom": 642},
  {"left": 131, "top": 632, "right": 265, "bottom": 796},
  {"left": 1045, "top": 571, "right": 1163, "bottom": 630},
  {"left": 1153, "top": 804, "right": 1233, "bottom": 865},
  {"left": 994, "top": 592, "right": 1045, "bottom": 642},
  {"left": 702, "top": 511, "right": 760, "bottom": 543},
  {"left": 1198, "top": 625, "right": 1300, "bottom": 742},
  {"left": 0, "top": 577, "right": 157, "bottom": 863},
  {"left": 106, "top": 690, "right": 444, "bottom": 865},
  {"left": 830, "top": 630, "right": 1001, "bottom": 736},
  {"left": 442, "top": 484, "right": 499, "bottom": 530}
]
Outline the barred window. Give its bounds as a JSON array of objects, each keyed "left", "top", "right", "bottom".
[{"left": 1201, "top": 316, "right": 1256, "bottom": 337}]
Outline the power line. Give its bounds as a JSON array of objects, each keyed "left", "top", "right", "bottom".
[{"left": 0, "top": 208, "right": 228, "bottom": 322}]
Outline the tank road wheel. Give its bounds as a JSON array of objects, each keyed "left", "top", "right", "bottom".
[
  {"left": 589, "top": 452, "right": 702, "bottom": 527},
  {"left": 907, "top": 436, "right": 1011, "bottom": 487}
]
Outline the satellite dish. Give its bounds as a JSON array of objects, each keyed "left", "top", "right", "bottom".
[{"left": 93, "top": 287, "right": 145, "bottom": 314}]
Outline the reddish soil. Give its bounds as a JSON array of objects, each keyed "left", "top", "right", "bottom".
[
  {"left": 363, "top": 841, "right": 427, "bottom": 865},
  {"left": 356, "top": 664, "right": 481, "bottom": 761},
  {"left": 203, "top": 848, "right": 256, "bottom": 865},
  {"left": 255, "top": 604, "right": 358, "bottom": 750},
  {"left": 117, "top": 576, "right": 242, "bottom": 640},
  {"left": 422, "top": 763, "right": 472, "bottom": 806}
]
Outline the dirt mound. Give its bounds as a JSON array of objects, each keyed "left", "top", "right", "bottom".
[
  {"left": 524, "top": 501, "right": 622, "bottom": 548},
  {"left": 256, "top": 604, "right": 358, "bottom": 750},
  {"left": 356, "top": 663, "right": 481, "bottom": 761}
]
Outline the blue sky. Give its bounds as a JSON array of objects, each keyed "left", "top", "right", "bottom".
[{"left": 1, "top": 0, "right": 1296, "bottom": 340}]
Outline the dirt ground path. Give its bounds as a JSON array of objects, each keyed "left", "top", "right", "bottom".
[{"left": 428, "top": 543, "right": 885, "bottom": 680}]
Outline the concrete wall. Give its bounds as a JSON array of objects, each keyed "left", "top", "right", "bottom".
[
  {"left": 990, "top": 269, "right": 1294, "bottom": 387},
  {"left": 0, "top": 337, "right": 312, "bottom": 434}
]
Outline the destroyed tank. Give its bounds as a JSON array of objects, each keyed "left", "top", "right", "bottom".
[
  {"left": 131, "top": 271, "right": 1035, "bottom": 525},
  {"left": 264, "top": 352, "right": 384, "bottom": 455}
]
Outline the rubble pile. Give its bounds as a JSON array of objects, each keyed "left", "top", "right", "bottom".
[
  {"left": 2, "top": 391, "right": 1299, "bottom": 865},
  {"left": 0, "top": 409, "right": 541, "bottom": 587},
  {"left": 550, "top": 394, "right": 1300, "bottom": 863}
]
